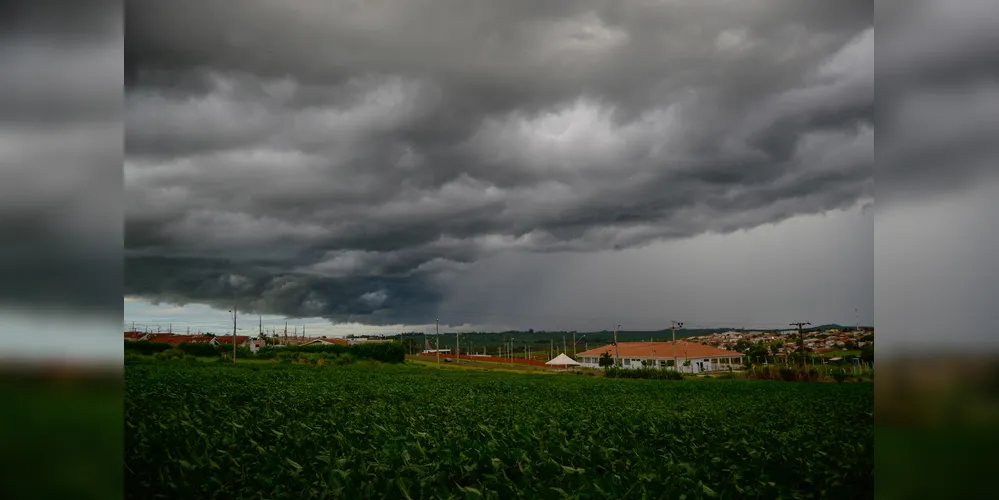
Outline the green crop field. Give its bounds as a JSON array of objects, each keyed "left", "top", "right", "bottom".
[{"left": 125, "top": 361, "right": 873, "bottom": 499}]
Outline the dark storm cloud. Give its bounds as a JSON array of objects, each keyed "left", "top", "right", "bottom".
[
  {"left": 0, "top": 0, "right": 121, "bottom": 313},
  {"left": 874, "top": 0, "right": 999, "bottom": 354},
  {"left": 125, "top": 257, "right": 443, "bottom": 324},
  {"left": 876, "top": 0, "right": 999, "bottom": 202},
  {"left": 125, "top": 0, "right": 874, "bottom": 323}
]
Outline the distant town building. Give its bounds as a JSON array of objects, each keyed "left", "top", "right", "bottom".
[
  {"left": 304, "top": 337, "right": 350, "bottom": 346},
  {"left": 125, "top": 331, "right": 149, "bottom": 341},
  {"left": 143, "top": 333, "right": 218, "bottom": 346},
  {"left": 421, "top": 348, "right": 452, "bottom": 354},
  {"left": 575, "top": 341, "right": 743, "bottom": 374}
]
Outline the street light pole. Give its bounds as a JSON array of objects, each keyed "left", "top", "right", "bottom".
[
  {"left": 672, "top": 320, "right": 683, "bottom": 371},
  {"left": 228, "top": 306, "right": 237, "bottom": 363},
  {"left": 573, "top": 334, "right": 586, "bottom": 360},
  {"left": 790, "top": 321, "right": 811, "bottom": 367},
  {"left": 614, "top": 324, "right": 620, "bottom": 367}
]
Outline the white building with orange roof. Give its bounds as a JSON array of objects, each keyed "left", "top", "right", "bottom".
[
  {"left": 303, "top": 337, "right": 350, "bottom": 346},
  {"left": 575, "top": 341, "right": 744, "bottom": 373}
]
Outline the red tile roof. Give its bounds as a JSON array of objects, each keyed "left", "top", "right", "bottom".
[
  {"left": 576, "top": 341, "right": 742, "bottom": 359},
  {"left": 305, "top": 337, "right": 349, "bottom": 346},
  {"left": 144, "top": 334, "right": 217, "bottom": 346},
  {"left": 124, "top": 331, "right": 147, "bottom": 340}
]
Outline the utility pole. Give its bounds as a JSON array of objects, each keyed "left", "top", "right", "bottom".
[
  {"left": 790, "top": 322, "right": 811, "bottom": 366},
  {"left": 614, "top": 324, "right": 620, "bottom": 367},
  {"left": 456, "top": 329, "right": 460, "bottom": 364},
  {"left": 672, "top": 321, "right": 683, "bottom": 371},
  {"left": 169, "top": 323, "right": 172, "bottom": 334},
  {"left": 187, "top": 327, "right": 190, "bottom": 335},
  {"left": 259, "top": 315, "right": 262, "bottom": 339},
  {"left": 284, "top": 321, "right": 288, "bottom": 345},
  {"left": 231, "top": 305, "right": 237, "bottom": 363},
  {"left": 562, "top": 333, "right": 566, "bottom": 355},
  {"left": 436, "top": 319, "right": 440, "bottom": 366},
  {"left": 572, "top": 332, "right": 576, "bottom": 357},
  {"left": 550, "top": 339, "right": 553, "bottom": 360}
]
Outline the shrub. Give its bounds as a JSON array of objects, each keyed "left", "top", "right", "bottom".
[
  {"left": 216, "top": 345, "right": 253, "bottom": 359},
  {"left": 125, "top": 341, "right": 171, "bottom": 355},
  {"left": 257, "top": 341, "right": 405, "bottom": 364},
  {"left": 833, "top": 371, "right": 848, "bottom": 384},
  {"left": 254, "top": 348, "right": 277, "bottom": 360},
  {"left": 604, "top": 367, "right": 683, "bottom": 380},
  {"left": 177, "top": 342, "right": 220, "bottom": 357},
  {"left": 745, "top": 365, "right": 823, "bottom": 382},
  {"left": 333, "top": 353, "right": 356, "bottom": 366},
  {"left": 154, "top": 348, "right": 186, "bottom": 361},
  {"left": 598, "top": 353, "right": 614, "bottom": 367}
]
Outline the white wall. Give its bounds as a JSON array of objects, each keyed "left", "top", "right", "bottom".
[{"left": 578, "top": 356, "right": 742, "bottom": 372}]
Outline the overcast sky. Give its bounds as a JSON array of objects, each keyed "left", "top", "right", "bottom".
[
  {"left": 123, "top": 0, "right": 878, "bottom": 335},
  {"left": 2, "top": 1, "right": 996, "bottom": 364},
  {"left": 116, "top": 0, "right": 999, "bottom": 355}
]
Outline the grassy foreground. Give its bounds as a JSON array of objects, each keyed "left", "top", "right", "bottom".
[
  {"left": 125, "top": 361, "right": 872, "bottom": 499},
  {"left": 1, "top": 374, "right": 122, "bottom": 500}
]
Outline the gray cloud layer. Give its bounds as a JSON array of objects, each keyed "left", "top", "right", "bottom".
[
  {"left": 874, "top": 0, "right": 999, "bottom": 354},
  {"left": 0, "top": 0, "right": 121, "bottom": 313},
  {"left": 125, "top": 0, "right": 874, "bottom": 323}
]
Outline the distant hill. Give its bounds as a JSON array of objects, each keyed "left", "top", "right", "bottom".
[{"left": 808, "top": 324, "right": 872, "bottom": 332}]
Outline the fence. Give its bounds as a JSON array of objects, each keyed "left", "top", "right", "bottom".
[{"left": 747, "top": 359, "right": 874, "bottom": 380}]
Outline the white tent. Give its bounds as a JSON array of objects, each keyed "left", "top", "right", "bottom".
[{"left": 546, "top": 353, "right": 580, "bottom": 370}]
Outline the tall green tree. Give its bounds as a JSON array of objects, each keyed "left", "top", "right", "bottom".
[
  {"left": 860, "top": 343, "right": 874, "bottom": 364},
  {"left": 598, "top": 352, "right": 614, "bottom": 367}
]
